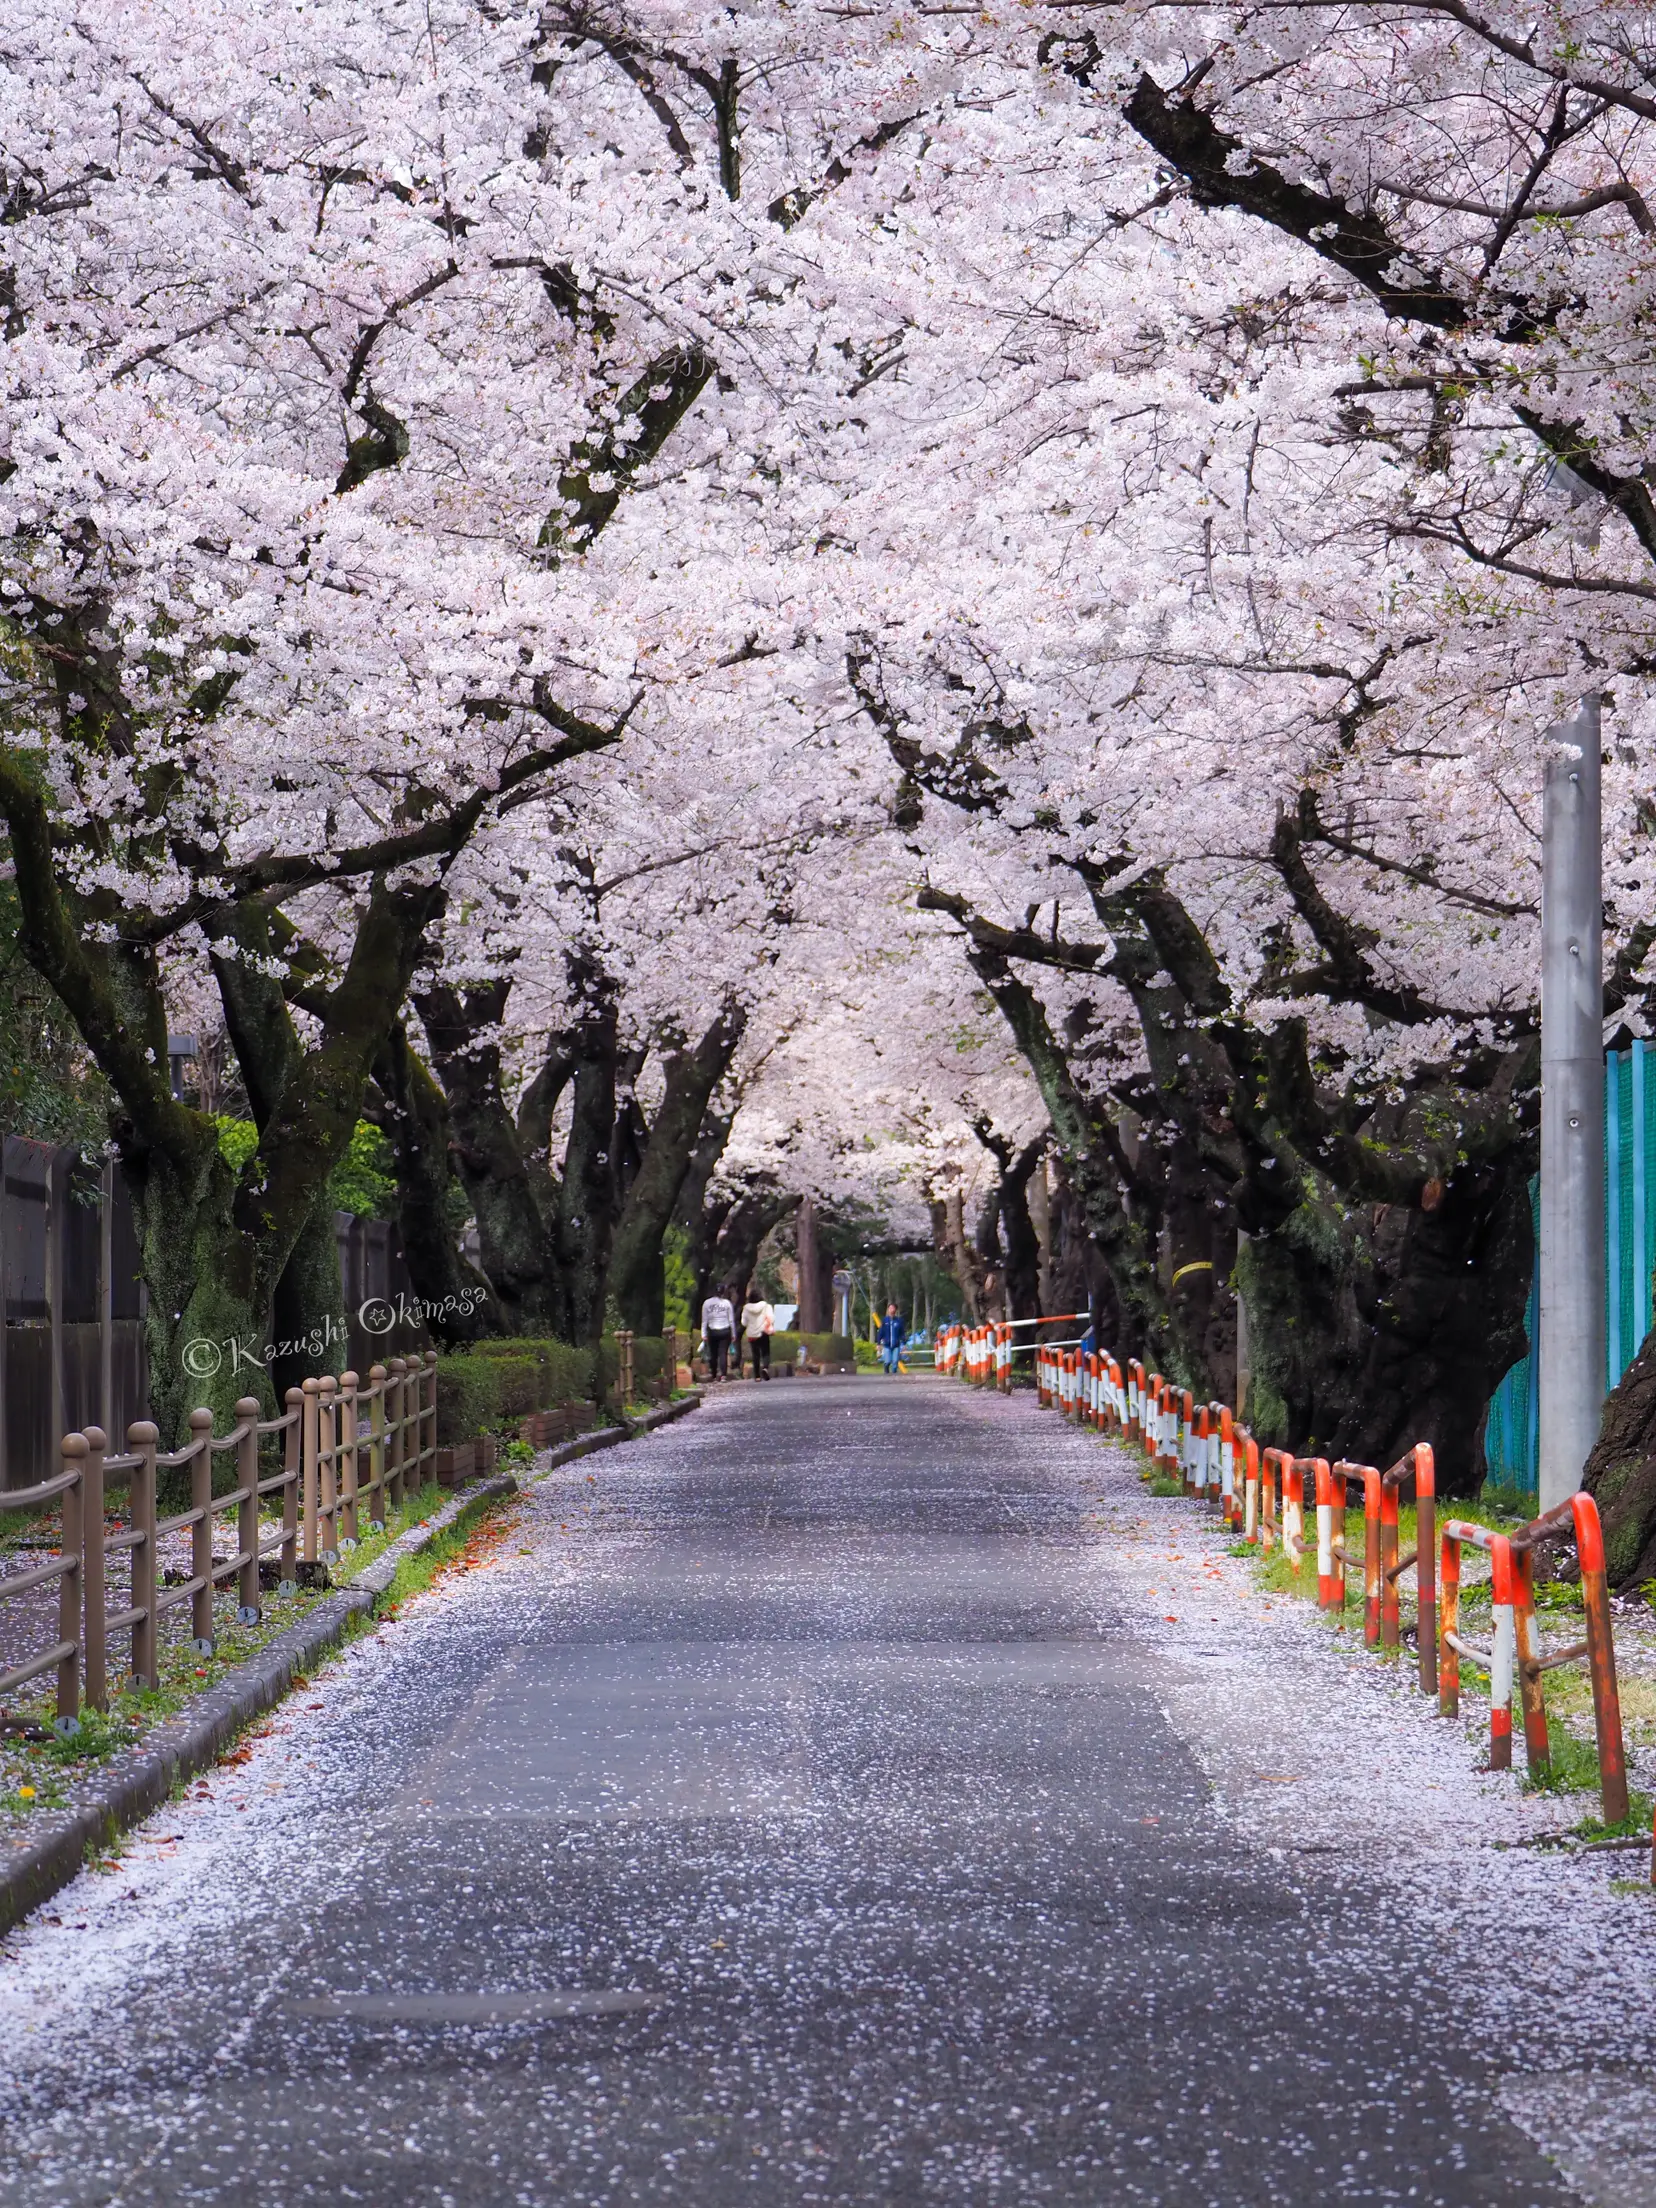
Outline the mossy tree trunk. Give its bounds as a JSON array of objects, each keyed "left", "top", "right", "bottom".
[
  {"left": 1583, "top": 1339, "right": 1656, "bottom": 1586},
  {"left": 367, "top": 1021, "right": 501, "bottom": 1344},
  {"left": 2, "top": 832, "right": 443, "bottom": 1441},
  {"left": 610, "top": 1001, "right": 746, "bottom": 1333}
]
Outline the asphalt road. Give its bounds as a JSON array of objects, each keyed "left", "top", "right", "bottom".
[{"left": 0, "top": 1377, "right": 1578, "bottom": 2205}]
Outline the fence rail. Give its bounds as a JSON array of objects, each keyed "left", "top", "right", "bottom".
[{"left": 0, "top": 1354, "right": 437, "bottom": 1729}]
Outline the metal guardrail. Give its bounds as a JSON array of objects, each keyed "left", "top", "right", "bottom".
[{"left": 0, "top": 1353, "right": 437, "bottom": 1729}]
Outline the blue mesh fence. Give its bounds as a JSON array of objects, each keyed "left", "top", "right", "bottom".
[{"left": 1484, "top": 1040, "right": 1656, "bottom": 1498}]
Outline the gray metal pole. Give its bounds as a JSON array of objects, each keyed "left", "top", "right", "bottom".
[{"left": 1538, "top": 694, "right": 1605, "bottom": 1511}]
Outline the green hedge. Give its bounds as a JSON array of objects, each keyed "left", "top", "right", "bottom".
[
  {"left": 439, "top": 1332, "right": 681, "bottom": 1432},
  {"left": 467, "top": 1337, "right": 597, "bottom": 1405},
  {"left": 434, "top": 1355, "right": 502, "bottom": 1446}
]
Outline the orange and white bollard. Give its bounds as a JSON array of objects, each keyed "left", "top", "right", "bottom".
[
  {"left": 1488, "top": 1535, "right": 1517, "bottom": 1768},
  {"left": 1324, "top": 1457, "right": 1351, "bottom": 1616},
  {"left": 1217, "top": 1407, "right": 1236, "bottom": 1525},
  {"left": 1241, "top": 1434, "right": 1261, "bottom": 1544},
  {"left": 1259, "top": 1447, "right": 1285, "bottom": 1552},
  {"left": 1281, "top": 1456, "right": 1310, "bottom": 1575},
  {"left": 1440, "top": 1520, "right": 1516, "bottom": 1767}
]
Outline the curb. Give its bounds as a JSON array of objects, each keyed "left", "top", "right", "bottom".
[
  {"left": 528, "top": 1387, "right": 704, "bottom": 1478},
  {"left": 0, "top": 1473, "right": 517, "bottom": 1936}
]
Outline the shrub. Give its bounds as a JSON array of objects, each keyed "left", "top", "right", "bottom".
[
  {"left": 434, "top": 1355, "right": 502, "bottom": 1445},
  {"left": 467, "top": 1337, "right": 595, "bottom": 1405},
  {"left": 490, "top": 1355, "right": 547, "bottom": 1422}
]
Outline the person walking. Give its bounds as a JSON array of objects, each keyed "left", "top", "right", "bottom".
[
  {"left": 701, "top": 1287, "right": 735, "bottom": 1381},
  {"left": 741, "top": 1291, "right": 774, "bottom": 1380},
  {"left": 877, "top": 1302, "right": 905, "bottom": 1375}
]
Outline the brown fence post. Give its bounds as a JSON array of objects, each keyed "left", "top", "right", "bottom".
[
  {"left": 280, "top": 1388, "right": 302, "bottom": 1587},
  {"left": 387, "top": 1358, "right": 406, "bottom": 1508},
  {"left": 80, "top": 1425, "right": 108, "bottom": 1712},
  {"left": 338, "top": 1373, "right": 359, "bottom": 1545},
  {"left": 129, "top": 1419, "right": 159, "bottom": 1688},
  {"left": 189, "top": 1408, "right": 215, "bottom": 1652},
  {"left": 235, "top": 1399, "right": 261, "bottom": 1624},
  {"left": 55, "top": 1435, "right": 84, "bottom": 1731},
  {"left": 301, "top": 1377, "right": 322, "bottom": 1563},
  {"left": 366, "top": 1365, "right": 387, "bottom": 1527},
  {"left": 663, "top": 1327, "right": 678, "bottom": 1399},
  {"left": 318, "top": 1375, "right": 339, "bottom": 1562},
  {"left": 423, "top": 1350, "right": 438, "bottom": 1481}
]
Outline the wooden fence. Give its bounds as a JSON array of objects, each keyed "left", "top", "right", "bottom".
[
  {"left": 1, "top": 1135, "right": 427, "bottom": 1490},
  {"left": 0, "top": 1355, "right": 439, "bottom": 1726}
]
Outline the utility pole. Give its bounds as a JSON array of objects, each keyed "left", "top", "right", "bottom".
[{"left": 1538, "top": 694, "right": 1605, "bottom": 1510}]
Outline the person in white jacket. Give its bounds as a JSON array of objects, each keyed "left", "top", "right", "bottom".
[
  {"left": 740, "top": 1295, "right": 774, "bottom": 1381},
  {"left": 700, "top": 1290, "right": 735, "bottom": 1381}
]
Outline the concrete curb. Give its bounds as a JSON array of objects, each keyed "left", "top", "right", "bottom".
[
  {"left": 528, "top": 1387, "right": 704, "bottom": 1478},
  {"left": 0, "top": 1473, "right": 517, "bottom": 1936}
]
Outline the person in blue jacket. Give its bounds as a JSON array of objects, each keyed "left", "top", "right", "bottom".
[{"left": 877, "top": 1303, "right": 904, "bottom": 1374}]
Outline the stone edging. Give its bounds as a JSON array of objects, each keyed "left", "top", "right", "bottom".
[
  {"left": 528, "top": 1387, "right": 704, "bottom": 1478},
  {"left": 0, "top": 1387, "right": 706, "bottom": 1935}
]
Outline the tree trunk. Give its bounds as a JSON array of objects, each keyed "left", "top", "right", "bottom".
[
  {"left": 940, "top": 1188, "right": 986, "bottom": 1323},
  {"left": 553, "top": 960, "right": 621, "bottom": 1354},
  {"left": 714, "top": 1192, "right": 800, "bottom": 1311},
  {"left": 417, "top": 980, "right": 561, "bottom": 1332},
  {"left": 1028, "top": 1156, "right": 1055, "bottom": 1312},
  {"left": 1238, "top": 1147, "right": 1533, "bottom": 1495},
  {"left": 6, "top": 846, "right": 442, "bottom": 1442},
  {"left": 1584, "top": 1332, "right": 1656, "bottom": 1585},
  {"left": 795, "top": 1197, "right": 832, "bottom": 1332},
  {"left": 610, "top": 1002, "right": 746, "bottom": 1333},
  {"left": 368, "top": 1023, "right": 500, "bottom": 1343},
  {"left": 119, "top": 1123, "right": 276, "bottom": 1444}
]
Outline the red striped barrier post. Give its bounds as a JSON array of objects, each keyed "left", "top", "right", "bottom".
[
  {"left": 1127, "top": 1361, "right": 1143, "bottom": 1445},
  {"left": 1411, "top": 1445, "right": 1437, "bottom": 1696},
  {"left": 1488, "top": 1535, "right": 1517, "bottom": 1770},
  {"left": 1440, "top": 1521, "right": 1517, "bottom": 1768},
  {"left": 1315, "top": 1458, "right": 1342, "bottom": 1609},
  {"left": 1438, "top": 1523, "right": 1462, "bottom": 1718},
  {"left": 1183, "top": 1386, "right": 1201, "bottom": 1492},
  {"left": 1503, "top": 1491, "right": 1628, "bottom": 1827},
  {"left": 1379, "top": 1471, "right": 1402, "bottom": 1653},
  {"left": 1242, "top": 1434, "right": 1261, "bottom": 1544},
  {"left": 1509, "top": 1544, "right": 1551, "bottom": 1780},
  {"left": 1217, "top": 1408, "right": 1236, "bottom": 1527},
  {"left": 1570, "top": 1495, "right": 1630, "bottom": 1826},
  {"left": 1364, "top": 1466, "right": 1383, "bottom": 1646},
  {"left": 1259, "top": 1447, "right": 1283, "bottom": 1552},
  {"left": 1281, "top": 1456, "right": 1315, "bottom": 1577}
]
